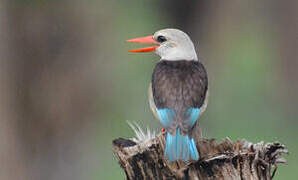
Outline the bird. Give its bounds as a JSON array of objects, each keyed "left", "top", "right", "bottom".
[{"left": 126, "top": 28, "right": 208, "bottom": 162}]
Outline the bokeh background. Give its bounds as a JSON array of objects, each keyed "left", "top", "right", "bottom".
[{"left": 0, "top": 0, "right": 297, "bottom": 179}]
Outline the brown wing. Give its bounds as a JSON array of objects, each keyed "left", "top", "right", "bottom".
[{"left": 151, "top": 60, "right": 208, "bottom": 134}]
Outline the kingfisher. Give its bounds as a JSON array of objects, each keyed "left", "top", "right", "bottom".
[{"left": 127, "top": 29, "right": 208, "bottom": 162}]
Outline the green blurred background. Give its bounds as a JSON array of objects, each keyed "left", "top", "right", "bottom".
[{"left": 0, "top": 0, "right": 297, "bottom": 179}]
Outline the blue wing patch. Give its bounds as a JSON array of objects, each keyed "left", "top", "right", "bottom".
[
  {"left": 159, "top": 108, "right": 200, "bottom": 162},
  {"left": 157, "top": 108, "right": 175, "bottom": 127},
  {"left": 185, "top": 108, "right": 201, "bottom": 127}
]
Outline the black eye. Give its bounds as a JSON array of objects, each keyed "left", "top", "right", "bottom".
[{"left": 157, "top": 35, "right": 167, "bottom": 43}]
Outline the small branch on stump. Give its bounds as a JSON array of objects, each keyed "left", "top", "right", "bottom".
[{"left": 113, "top": 133, "right": 287, "bottom": 180}]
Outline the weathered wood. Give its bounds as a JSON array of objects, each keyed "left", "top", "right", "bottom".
[{"left": 113, "top": 133, "right": 287, "bottom": 180}]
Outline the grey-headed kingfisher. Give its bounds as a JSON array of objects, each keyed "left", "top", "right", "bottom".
[{"left": 127, "top": 29, "right": 208, "bottom": 162}]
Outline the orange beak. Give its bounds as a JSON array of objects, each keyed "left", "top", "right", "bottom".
[{"left": 126, "top": 35, "right": 159, "bottom": 53}]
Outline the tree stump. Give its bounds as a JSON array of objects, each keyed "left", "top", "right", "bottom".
[{"left": 113, "top": 133, "right": 287, "bottom": 180}]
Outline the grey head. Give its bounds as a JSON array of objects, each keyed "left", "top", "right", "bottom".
[{"left": 153, "top": 29, "right": 198, "bottom": 61}]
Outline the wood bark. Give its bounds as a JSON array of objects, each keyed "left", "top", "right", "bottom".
[{"left": 113, "top": 134, "right": 287, "bottom": 180}]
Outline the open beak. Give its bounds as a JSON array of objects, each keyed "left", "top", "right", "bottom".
[{"left": 126, "top": 35, "right": 159, "bottom": 53}]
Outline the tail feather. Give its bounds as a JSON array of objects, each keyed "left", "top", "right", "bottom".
[{"left": 165, "top": 128, "right": 199, "bottom": 162}]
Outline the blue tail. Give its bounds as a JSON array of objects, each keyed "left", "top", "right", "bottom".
[{"left": 165, "top": 128, "right": 199, "bottom": 162}]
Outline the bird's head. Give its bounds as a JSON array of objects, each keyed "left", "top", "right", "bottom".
[{"left": 127, "top": 28, "right": 198, "bottom": 61}]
